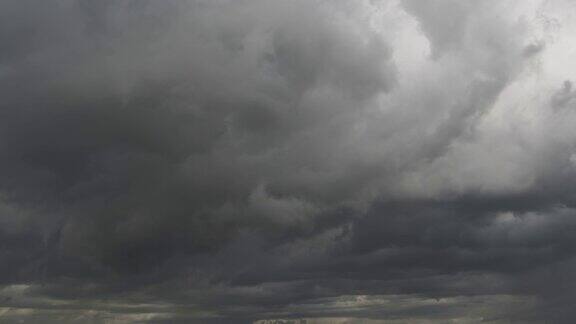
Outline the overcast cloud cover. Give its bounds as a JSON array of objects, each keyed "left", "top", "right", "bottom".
[{"left": 1, "top": 0, "right": 576, "bottom": 323}]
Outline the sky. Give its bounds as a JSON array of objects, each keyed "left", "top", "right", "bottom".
[{"left": 1, "top": 0, "right": 576, "bottom": 323}]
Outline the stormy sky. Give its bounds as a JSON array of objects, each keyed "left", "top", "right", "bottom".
[{"left": 1, "top": 0, "right": 576, "bottom": 323}]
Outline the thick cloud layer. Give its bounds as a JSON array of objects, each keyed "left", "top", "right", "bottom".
[{"left": 1, "top": 0, "right": 576, "bottom": 323}]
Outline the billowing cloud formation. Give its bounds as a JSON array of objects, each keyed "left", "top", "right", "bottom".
[{"left": 1, "top": 0, "right": 576, "bottom": 323}]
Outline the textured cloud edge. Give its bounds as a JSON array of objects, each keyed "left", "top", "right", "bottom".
[{"left": 1, "top": 0, "right": 576, "bottom": 323}]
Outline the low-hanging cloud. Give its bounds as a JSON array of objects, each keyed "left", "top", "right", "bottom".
[{"left": 1, "top": 0, "right": 576, "bottom": 323}]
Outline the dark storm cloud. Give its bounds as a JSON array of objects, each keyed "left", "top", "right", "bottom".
[{"left": 1, "top": 0, "right": 576, "bottom": 323}]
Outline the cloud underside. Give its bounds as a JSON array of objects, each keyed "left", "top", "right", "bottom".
[{"left": 1, "top": 0, "right": 576, "bottom": 323}]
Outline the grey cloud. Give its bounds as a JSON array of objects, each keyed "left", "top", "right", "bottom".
[
  {"left": 1, "top": 0, "right": 576, "bottom": 323},
  {"left": 401, "top": 0, "right": 474, "bottom": 58}
]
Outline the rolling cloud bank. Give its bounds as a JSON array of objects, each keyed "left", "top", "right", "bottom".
[{"left": 2, "top": 0, "right": 576, "bottom": 323}]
